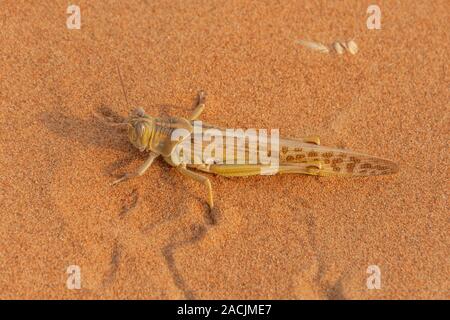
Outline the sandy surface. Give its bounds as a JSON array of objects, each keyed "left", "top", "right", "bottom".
[{"left": 0, "top": 1, "right": 448, "bottom": 299}]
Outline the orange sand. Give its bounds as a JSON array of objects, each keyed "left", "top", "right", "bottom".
[{"left": 0, "top": 1, "right": 448, "bottom": 299}]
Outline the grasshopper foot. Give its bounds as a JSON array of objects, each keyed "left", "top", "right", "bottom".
[
  {"left": 205, "top": 206, "right": 219, "bottom": 226},
  {"left": 197, "top": 90, "right": 206, "bottom": 104},
  {"left": 111, "top": 173, "right": 137, "bottom": 186}
]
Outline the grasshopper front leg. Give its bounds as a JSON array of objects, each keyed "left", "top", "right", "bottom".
[
  {"left": 94, "top": 111, "right": 128, "bottom": 128},
  {"left": 112, "top": 151, "right": 159, "bottom": 185}
]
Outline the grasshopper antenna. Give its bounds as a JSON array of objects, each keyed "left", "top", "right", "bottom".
[
  {"left": 93, "top": 63, "right": 130, "bottom": 127},
  {"left": 116, "top": 63, "right": 131, "bottom": 110}
]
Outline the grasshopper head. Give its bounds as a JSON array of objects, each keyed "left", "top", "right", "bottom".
[{"left": 127, "top": 108, "right": 154, "bottom": 152}]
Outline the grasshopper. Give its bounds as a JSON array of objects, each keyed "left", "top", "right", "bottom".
[{"left": 106, "top": 70, "right": 398, "bottom": 210}]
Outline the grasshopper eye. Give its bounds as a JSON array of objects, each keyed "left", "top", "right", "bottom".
[
  {"left": 135, "top": 107, "right": 146, "bottom": 117},
  {"left": 136, "top": 123, "right": 146, "bottom": 137},
  {"left": 129, "top": 107, "right": 146, "bottom": 118}
]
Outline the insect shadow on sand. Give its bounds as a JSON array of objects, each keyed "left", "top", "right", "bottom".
[
  {"left": 40, "top": 106, "right": 130, "bottom": 153},
  {"left": 42, "top": 103, "right": 220, "bottom": 296},
  {"left": 102, "top": 241, "right": 122, "bottom": 288},
  {"left": 119, "top": 188, "right": 139, "bottom": 219},
  {"left": 42, "top": 107, "right": 152, "bottom": 183},
  {"left": 162, "top": 224, "right": 207, "bottom": 299},
  {"left": 304, "top": 212, "right": 354, "bottom": 300}
]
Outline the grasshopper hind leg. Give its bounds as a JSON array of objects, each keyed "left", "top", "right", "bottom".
[
  {"left": 300, "top": 136, "right": 320, "bottom": 145},
  {"left": 176, "top": 163, "right": 214, "bottom": 209}
]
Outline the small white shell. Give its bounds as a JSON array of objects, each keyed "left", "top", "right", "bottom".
[
  {"left": 346, "top": 40, "right": 358, "bottom": 55},
  {"left": 297, "top": 40, "right": 330, "bottom": 53},
  {"left": 297, "top": 39, "right": 358, "bottom": 55},
  {"left": 333, "top": 42, "right": 345, "bottom": 54}
]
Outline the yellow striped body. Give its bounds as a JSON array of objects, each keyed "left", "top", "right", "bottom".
[{"left": 127, "top": 114, "right": 398, "bottom": 178}]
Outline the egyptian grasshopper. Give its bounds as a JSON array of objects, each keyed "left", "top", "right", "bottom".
[{"left": 104, "top": 70, "right": 398, "bottom": 210}]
